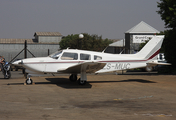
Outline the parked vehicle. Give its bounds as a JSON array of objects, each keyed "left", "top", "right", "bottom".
[
  {"left": 157, "top": 53, "right": 165, "bottom": 62},
  {"left": 143, "top": 53, "right": 166, "bottom": 72}
]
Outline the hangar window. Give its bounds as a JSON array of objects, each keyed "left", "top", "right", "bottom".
[
  {"left": 94, "top": 55, "right": 102, "bottom": 60},
  {"left": 80, "top": 53, "right": 91, "bottom": 60},
  {"left": 61, "top": 52, "right": 78, "bottom": 60}
]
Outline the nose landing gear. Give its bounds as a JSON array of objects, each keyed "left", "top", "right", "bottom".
[{"left": 25, "top": 74, "right": 33, "bottom": 85}]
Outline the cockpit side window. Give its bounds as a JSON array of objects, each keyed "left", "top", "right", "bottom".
[
  {"left": 94, "top": 55, "right": 102, "bottom": 60},
  {"left": 49, "top": 50, "right": 62, "bottom": 59},
  {"left": 61, "top": 52, "right": 78, "bottom": 60},
  {"left": 80, "top": 53, "right": 91, "bottom": 60}
]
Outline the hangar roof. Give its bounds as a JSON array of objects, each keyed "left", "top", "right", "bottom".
[
  {"left": 0, "top": 39, "right": 34, "bottom": 44},
  {"left": 125, "top": 21, "right": 160, "bottom": 34},
  {"left": 34, "top": 32, "right": 62, "bottom": 36},
  {"left": 0, "top": 32, "right": 62, "bottom": 44},
  {"left": 109, "top": 39, "right": 125, "bottom": 47}
]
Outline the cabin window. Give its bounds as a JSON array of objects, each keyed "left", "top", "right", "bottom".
[
  {"left": 61, "top": 52, "right": 78, "bottom": 60},
  {"left": 80, "top": 53, "right": 91, "bottom": 60},
  {"left": 94, "top": 55, "right": 102, "bottom": 60}
]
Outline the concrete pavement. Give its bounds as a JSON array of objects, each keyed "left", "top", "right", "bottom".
[{"left": 0, "top": 71, "right": 175, "bottom": 120}]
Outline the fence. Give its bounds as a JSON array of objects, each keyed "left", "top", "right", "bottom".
[{"left": 0, "top": 43, "right": 60, "bottom": 62}]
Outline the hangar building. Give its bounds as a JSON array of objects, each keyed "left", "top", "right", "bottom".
[
  {"left": 34, "top": 32, "right": 62, "bottom": 43},
  {"left": 125, "top": 21, "right": 160, "bottom": 54},
  {"left": 104, "top": 39, "right": 125, "bottom": 54},
  {"left": 104, "top": 21, "right": 160, "bottom": 54},
  {"left": 0, "top": 32, "right": 62, "bottom": 62}
]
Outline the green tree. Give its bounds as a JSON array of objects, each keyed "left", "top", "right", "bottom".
[
  {"left": 157, "top": 0, "right": 176, "bottom": 30},
  {"left": 59, "top": 33, "right": 113, "bottom": 52},
  {"left": 162, "top": 30, "right": 176, "bottom": 72},
  {"left": 157, "top": 0, "right": 176, "bottom": 73}
]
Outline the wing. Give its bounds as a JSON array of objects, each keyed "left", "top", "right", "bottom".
[{"left": 57, "top": 62, "right": 106, "bottom": 74}]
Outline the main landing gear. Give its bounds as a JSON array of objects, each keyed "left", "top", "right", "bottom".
[
  {"left": 69, "top": 74, "right": 87, "bottom": 85},
  {"left": 69, "top": 74, "right": 77, "bottom": 82},
  {"left": 78, "top": 78, "right": 87, "bottom": 85}
]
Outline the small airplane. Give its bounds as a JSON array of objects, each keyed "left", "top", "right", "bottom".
[{"left": 12, "top": 35, "right": 170, "bottom": 85}]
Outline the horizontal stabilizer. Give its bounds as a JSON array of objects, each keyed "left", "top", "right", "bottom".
[{"left": 147, "top": 61, "right": 171, "bottom": 67}]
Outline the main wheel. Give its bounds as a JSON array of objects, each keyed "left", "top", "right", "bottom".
[
  {"left": 26, "top": 78, "right": 33, "bottom": 85},
  {"left": 69, "top": 74, "right": 77, "bottom": 82},
  {"left": 145, "top": 66, "right": 153, "bottom": 72},
  {"left": 78, "top": 78, "right": 87, "bottom": 85}
]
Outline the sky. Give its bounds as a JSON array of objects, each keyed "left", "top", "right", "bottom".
[{"left": 0, "top": 0, "right": 165, "bottom": 39}]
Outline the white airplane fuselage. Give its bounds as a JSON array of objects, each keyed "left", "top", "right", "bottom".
[{"left": 14, "top": 49, "right": 158, "bottom": 74}]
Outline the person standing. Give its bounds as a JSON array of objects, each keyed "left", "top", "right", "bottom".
[{"left": 0, "top": 56, "right": 4, "bottom": 71}]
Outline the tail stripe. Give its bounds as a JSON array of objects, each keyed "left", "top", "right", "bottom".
[{"left": 148, "top": 49, "right": 160, "bottom": 60}]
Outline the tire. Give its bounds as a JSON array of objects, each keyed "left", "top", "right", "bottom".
[
  {"left": 4, "top": 71, "right": 11, "bottom": 79},
  {"left": 26, "top": 78, "right": 33, "bottom": 85},
  {"left": 145, "top": 66, "right": 153, "bottom": 72},
  {"left": 69, "top": 74, "right": 77, "bottom": 82},
  {"left": 22, "top": 68, "right": 25, "bottom": 74},
  {"left": 78, "top": 78, "right": 87, "bottom": 85}
]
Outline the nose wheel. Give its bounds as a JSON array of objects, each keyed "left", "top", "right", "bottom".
[
  {"left": 25, "top": 74, "right": 33, "bottom": 85},
  {"left": 26, "top": 78, "right": 33, "bottom": 85}
]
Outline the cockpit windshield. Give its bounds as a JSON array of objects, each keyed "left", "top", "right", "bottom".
[{"left": 49, "top": 50, "right": 63, "bottom": 59}]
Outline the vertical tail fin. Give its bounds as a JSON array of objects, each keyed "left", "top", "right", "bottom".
[{"left": 134, "top": 35, "right": 164, "bottom": 60}]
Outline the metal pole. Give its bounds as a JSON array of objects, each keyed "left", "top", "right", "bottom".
[
  {"left": 24, "top": 40, "right": 27, "bottom": 75},
  {"left": 48, "top": 49, "right": 50, "bottom": 56},
  {"left": 24, "top": 40, "right": 27, "bottom": 59},
  {"left": 27, "top": 49, "right": 35, "bottom": 57}
]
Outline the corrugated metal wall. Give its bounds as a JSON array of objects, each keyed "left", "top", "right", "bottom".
[
  {"left": 39, "top": 36, "right": 62, "bottom": 43},
  {"left": 0, "top": 44, "right": 60, "bottom": 62}
]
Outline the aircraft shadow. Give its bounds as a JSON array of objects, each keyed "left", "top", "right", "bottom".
[
  {"left": 89, "top": 79, "right": 156, "bottom": 83},
  {"left": 44, "top": 78, "right": 156, "bottom": 89},
  {"left": 45, "top": 78, "right": 92, "bottom": 89}
]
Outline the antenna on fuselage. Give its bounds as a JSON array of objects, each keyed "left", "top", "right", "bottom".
[
  {"left": 119, "top": 49, "right": 125, "bottom": 54},
  {"left": 102, "top": 46, "right": 108, "bottom": 53}
]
